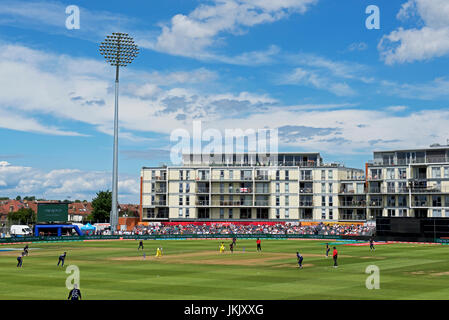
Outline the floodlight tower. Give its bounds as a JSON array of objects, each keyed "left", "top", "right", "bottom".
[{"left": 99, "top": 33, "right": 139, "bottom": 232}]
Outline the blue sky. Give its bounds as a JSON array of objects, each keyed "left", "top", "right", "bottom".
[{"left": 0, "top": 0, "right": 449, "bottom": 202}]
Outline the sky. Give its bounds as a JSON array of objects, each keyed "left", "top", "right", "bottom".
[{"left": 0, "top": 0, "right": 448, "bottom": 203}]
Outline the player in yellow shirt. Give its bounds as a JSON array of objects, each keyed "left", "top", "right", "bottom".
[
  {"left": 155, "top": 247, "right": 162, "bottom": 258},
  {"left": 219, "top": 242, "right": 225, "bottom": 253}
]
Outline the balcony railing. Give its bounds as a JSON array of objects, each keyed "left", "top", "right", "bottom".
[
  {"left": 255, "top": 175, "right": 269, "bottom": 181},
  {"left": 368, "top": 200, "right": 382, "bottom": 207},
  {"left": 299, "top": 201, "right": 313, "bottom": 206},
  {"left": 197, "top": 188, "right": 210, "bottom": 193},
  {"left": 155, "top": 189, "right": 167, "bottom": 193},
  {"left": 300, "top": 175, "right": 313, "bottom": 181},
  {"left": 196, "top": 200, "right": 210, "bottom": 206},
  {"left": 299, "top": 188, "right": 313, "bottom": 193},
  {"left": 154, "top": 201, "right": 167, "bottom": 206},
  {"left": 254, "top": 200, "right": 269, "bottom": 206},
  {"left": 412, "top": 201, "right": 428, "bottom": 207},
  {"left": 340, "top": 201, "right": 366, "bottom": 208}
]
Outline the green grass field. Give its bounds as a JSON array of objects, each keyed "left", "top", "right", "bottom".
[{"left": 1, "top": 239, "right": 449, "bottom": 300}]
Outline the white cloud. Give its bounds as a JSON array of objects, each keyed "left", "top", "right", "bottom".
[
  {"left": 0, "top": 161, "right": 139, "bottom": 202},
  {"left": 379, "top": 0, "right": 449, "bottom": 64},
  {"left": 144, "top": 0, "right": 317, "bottom": 61}
]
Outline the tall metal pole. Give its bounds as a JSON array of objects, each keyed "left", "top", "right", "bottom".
[
  {"left": 99, "top": 32, "right": 139, "bottom": 234},
  {"left": 111, "top": 64, "right": 119, "bottom": 232}
]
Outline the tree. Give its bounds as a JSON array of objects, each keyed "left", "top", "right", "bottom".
[
  {"left": 8, "top": 208, "right": 36, "bottom": 224},
  {"left": 91, "top": 190, "right": 112, "bottom": 222},
  {"left": 16, "top": 195, "right": 21, "bottom": 201}
]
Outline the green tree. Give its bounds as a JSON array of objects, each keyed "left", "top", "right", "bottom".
[
  {"left": 91, "top": 190, "right": 112, "bottom": 222},
  {"left": 15, "top": 195, "right": 21, "bottom": 201},
  {"left": 8, "top": 208, "right": 36, "bottom": 224}
]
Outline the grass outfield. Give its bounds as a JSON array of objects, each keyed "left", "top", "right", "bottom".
[{"left": 1, "top": 239, "right": 449, "bottom": 300}]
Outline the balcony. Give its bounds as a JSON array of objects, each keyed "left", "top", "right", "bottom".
[
  {"left": 254, "top": 200, "right": 269, "bottom": 206},
  {"left": 196, "top": 200, "right": 210, "bottom": 206},
  {"left": 340, "top": 201, "right": 366, "bottom": 208},
  {"left": 155, "top": 189, "right": 167, "bottom": 194},
  {"left": 299, "top": 201, "right": 313, "bottom": 207},
  {"left": 300, "top": 175, "right": 312, "bottom": 181},
  {"left": 154, "top": 201, "right": 167, "bottom": 206},
  {"left": 368, "top": 200, "right": 382, "bottom": 207},
  {"left": 413, "top": 201, "right": 429, "bottom": 207},
  {"left": 197, "top": 188, "right": 210, "bottom": 194},
  {"left": 299, "top": 188, "right": 313, "bottom": 193},
  {"left": 255, "top": 175, "right": 269, "bottom": 181},
  {"left": 427, "top": 156, "right": 449, "bottom": 164}
]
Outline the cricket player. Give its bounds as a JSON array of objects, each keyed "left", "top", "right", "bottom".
[
  {"left": 332, "top": 247, "right": 338, "bottom": 268},
  {"left": 68, "top": 284, "right": 82, "bottom": 301},
  {"left": 229, "top": 242, "right": 234, "bottom": 253},
  {"left": 23, "top": 244, "right": 29, "bottom": 256},
  {"left": 219, "top": 242, "right": 225, "bottom": 253},
  {"left": 296, "top": 251, "right": 303, "bottom": 269},
  {"left": 17, "top": 255, "right": 23, "bottom": 268},
  {"left": 369, "top": 237, "right": 375, "bottom": 251},
  {"left": 325, "top": 243, "right": 330, "bottom": 258},
  {"left": 155, "top": 247, "right": 162, "bottom": 258},
  {"left": 256, "top": 238, "right": 262, "bottom": 252},
  {"left": 138, "top": 240, "right": 144, "bottom": 250},
  {"left": 57, "top": 252, "right": 67, "bottom": 267}
]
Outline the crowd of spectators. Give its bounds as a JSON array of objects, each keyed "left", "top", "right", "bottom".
[{"left": 131, "top": 222, "right": 375, "bottom": 236}]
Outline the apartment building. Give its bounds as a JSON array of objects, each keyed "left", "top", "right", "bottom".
[
  {"left": 366, "top": 146, "right": 449, "bottom": 219},
  {"left": 140, "top": 153, "right": 366, "bottom": 222}
]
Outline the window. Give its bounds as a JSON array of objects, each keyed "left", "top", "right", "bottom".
[
  {"left": 285, "top": 183, "right": 289, "bottom": 193},
  {"left": 220, "top": 170, "right": 224, "bottom": 179},
  {"left": 151, "top": 182, "right": 155, "bottom": 192},
  {"left": 387, "top": 182, "right": 395, "bottom": 193},
  {"left": 285, "top": 170, "right": 289, "bottom": 181},
  {"left": 179, "top": 196, "right": 183, "bottom": 206},
  {"left": 178, "top": 208, "right": 183, "bottom": 217},
  {"left": 180, "top": 170, "right": 183, "bottom": 180},
  {"left": 220, "top": 208, "right": 224, "bottom": 219},
  {"left": 328, "top": 170, "right": 333, "bottom": 180},
  {"left": 432, "top": 167, "right": 441, "bottom": 178},
  {"left": 185, "top": 208, "right": 190, "bottom": 218},
  {"left": 276, "top": 170, "right": 280, "bottom": 180},
  {"left": 321, "top": 170, "right": 326, "bottom": 180},
  {"left": 329, "top": 196, "right": 333, "bottom": 207},
  {"left": 186, "top": 196, "right": 190, "bottom": 206},
  {"left": 151, "top": 195, "right": 155, "bottom": 204},
  {"left": 386, "top": 168, "right": 395, "bottom": 179},
  {"left": 445, "top": 167, "right": 449, "bottom": 178},
  {"left": 285, "top": 196, "right": 289, "bottom": 206},
  {"left": 433, "top": 209, "right": 442, "bottom": 217},
  {"left": 285, "top": 208, "right": 289, "bottom": 219},
  {"left": 276, "top": 209, "right": 280, "bottom": 219},
  {"left": 432, "top": 195, "right": 442, "bottom": 207},
  {"left": 321, "top": 209, "right": 326, "bottom": 220},
  {"left": 275, "top": 183, "right": 280, "bottom": 193},
  {"left": 229, "top": 184, "right": 233, "bottom": 193},
  {"left": 229, "top": 209, "right": 233, "bottom": 219},
  {"left": 329, "top": 183, "right": 333, "bottom": 193},
  {"left": 229, "top": 170, "right": 233, "bottom": 180},
  {"left": 329, "top": 209, "right": 333, "bottom": 220},
  {"left": 322, "top": 196, "right": 326, "bottom": 206},
  {"left": 398, "top": 209, "right": 407, "bottom": 217},
  {"left": 387, "top": 209, "right": 395, "bottom": 217},
  {"left": 399, "top": 168, "right": 407, "bottom": 179},
  {"left": 186, "top": 183, "right": 190, "bottom": 193},
  {"left": 186, "top": 170, "right": 190, "bottom": 180},
  {"left": 276, "top": 196, "right": 280, "bottom": 206},
  {"left": 220, "top": 183, "right": 224, "bottom": 193},
  {"left": 321, "top": 183, "right": 326, "bottom": 193},
  {"left": 179, "top": 183, "right": 183, "bottom": 193}
]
